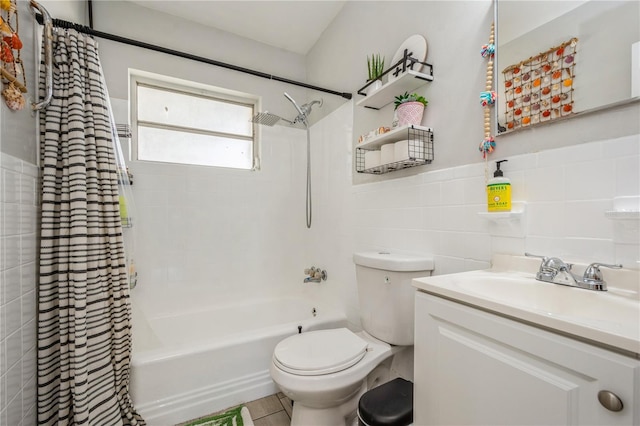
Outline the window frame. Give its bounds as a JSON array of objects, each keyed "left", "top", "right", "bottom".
[{"left": 129, "top": 70, "right": 260, "bottom": 170}]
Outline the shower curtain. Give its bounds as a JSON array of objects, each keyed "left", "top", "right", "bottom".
[{"left": 37, "top": 28, "right": 144, "bottom": 425}]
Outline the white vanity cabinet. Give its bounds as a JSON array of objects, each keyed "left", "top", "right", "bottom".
[{"left": 414, "top": 291, "right": 640, "bottom": 425}]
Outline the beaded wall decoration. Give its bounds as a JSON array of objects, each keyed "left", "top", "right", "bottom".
[
  {"left": 479, "top": 22, "right": 496, "bottom": 158},
  {"left": 502, "top": 37, "right": 577, "bottom": 131},
  {"left": 0, "top": 0, "right": 27, "bottom": 111}
]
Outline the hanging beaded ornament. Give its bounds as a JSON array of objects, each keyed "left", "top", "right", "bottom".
[
  {"left": 0, "top": 0, "right": 27, "bottom": 111},
  {"left": 479, "top": 23, "right": 496, "bottom": 158}
]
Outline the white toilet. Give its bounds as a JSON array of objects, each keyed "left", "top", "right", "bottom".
[{"left": 270, "top": 252, "right": 434, "bottom": 426}]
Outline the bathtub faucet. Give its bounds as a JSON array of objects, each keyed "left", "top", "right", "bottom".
[{"left": 304, "top": 266, "right": 327, "bottom": 283}]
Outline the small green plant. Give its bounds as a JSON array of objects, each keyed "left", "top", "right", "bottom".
[
  {"left": 394, "top": 92, "right": 428, "bottom": 110},
  {"left": 367, "top": 54, "right": 385, "bottom": 81}
]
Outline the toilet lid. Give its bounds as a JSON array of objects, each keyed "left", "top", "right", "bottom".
[{"left": 273, "top": 328, "right": 368, "bottom": 376}]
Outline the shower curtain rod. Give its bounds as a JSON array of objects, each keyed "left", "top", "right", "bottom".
[{"left": 34, "top": 14, "right": 352, "bottom": 101}]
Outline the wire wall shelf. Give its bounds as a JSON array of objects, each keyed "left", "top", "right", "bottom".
[{"left": 355, "top": 125, "right": 433, "bottom": 174}]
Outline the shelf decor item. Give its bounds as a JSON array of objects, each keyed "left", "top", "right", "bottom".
[
  {"left": 366, "top": 54, "right": 385, "bottom": 93},
  {"left": 479, "top": 22, "right": 496, "bottom": 159},
  {"left": 0, "top": 0, "right": 27, "bottom": 111},
  {"left": 394, "top": 91, "right": 427, "bottom": 126},
  {"left": 501, "top": 37, "right": 578, "bottom": 132}
]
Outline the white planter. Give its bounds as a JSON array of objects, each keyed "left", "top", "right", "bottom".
[{"left": 370, "top": 79, "right": 383, "bottom": 93}]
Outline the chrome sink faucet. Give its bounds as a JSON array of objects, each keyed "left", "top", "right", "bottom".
[{"left": 524, "top": 253, "right": 622, "bottom": 291}]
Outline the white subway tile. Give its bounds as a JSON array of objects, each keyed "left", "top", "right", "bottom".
[
  {"left": 2, "top": 203, "right": 20, "bottom": 237},
  {"left": 465, "top": 259, "right": 491, "bottom": 271},
  {"left": 0, "top": 326, "right": 5, "bottom": 373},
  {"left": 452, "top": 163, "right": 484, "bottom": 179},
  {"left": 439, "top": 206, "right": 467, "bottom": 231},
  {"left": 2, "top": 171, "right": 20, "bottom": 204},
  {"left": 21, "top": 348, "right": 36, "bottom": 388},
  {"left": 21, "top": 319, "right": 35, "bottom": 356},
  {"left": 20, "top": 263, "right": 35, "bottom": 296},
  {"left": 4, "top": 299, "right": 21, "bottom": 337},
  {"left": 19, "top": 205, "right": 37, "bottom": 235},
  {"left": 440, "top": 231, "right": 491, "bottom": 261},
  {"left": 525, "top": 166, "right": 565, "bottom": 202},
  {"left": 19, "top": 175, "right": 36, "bottom": 207},
  {"left": 527, "top": 202, "right": 566, "bottom": 238},
  {"left": 537, "top": 141, "right": 603, "bottom": 166},
  {"left": 20, "top": 292, "right": 35, "bottom": 327},
  {"left": 2, "top": 268, "right": 21, "bottom": 304},
  {"left": 21, "top": 376, "right": 36, "bottom": 419},
  {"left": 615, "top": 155, "right": 640, "bottom": 197},
  {"left": 564, "top": 200, "right": 614, "bottom": 239},
  {"left": 491, "top": 236, "right": 526, "bottom": 256},
  {"left": 5, "top": 331, "right": 22, "bottom": 373},
  {"left": 432, "top": 255, "right": 467, "bottom": 276},
  {"left": 2, "top": 236, "right": 20, "bottom": 273},
  {"left": 564, "top": 160, "right": 615, "bottom": 201},
  {"left": 524, "top": 236, "right": 565, "bottom": 257},
  {"left": 601, "top": 134, "right": 640, "bottom": 158},
  {"left": 500, "top": 153, "right": 538, "bottom": 171},
  {"left": 508, "top": 170, "right": 526, "bottom": 202},
  {"left": 440, "top": 179, "right": 465, "bottom": 206},
  {"left": 0, "top": 155, "right": 21, "bottom": 173},
  {"left": 614, "top": 243, "right": 640, "bottom": 270},
  {"left": 422, "top": 206, "right": 441, "bottom": 230},
  {"left": 20, "top": 235, "right": 37, "bottom": 265},
  {"left": 561, "top": 238, "right": 615, "bottom": 264},
  {"left": 20, "top": 163, "right": 38, "bottom": 179},
  {"left": 419, "top": 182, "right": 441, "bottom": 207},
  {"left": 421, "top": 167, "right": 454, "bottom": 184},
  {"left": 5, "top": 383, "right": 22, "bottom": 426},
  {"left": 438, "top": 232, "right": 459, "bottom": 257},
  {"left": 463, "top": 176, "right": 486, "bottom": 205}
]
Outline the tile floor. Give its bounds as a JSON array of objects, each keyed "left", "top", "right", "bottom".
[
  {"left": 247, "top": 393, "right": 292, "bottom": 426},
  {"left": 178, "top": 393, "right": 292, "bottom": 426}
]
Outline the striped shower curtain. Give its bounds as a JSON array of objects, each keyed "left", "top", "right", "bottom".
[{"left": 37, "top": 28, "right": 145, "bottom": 425}]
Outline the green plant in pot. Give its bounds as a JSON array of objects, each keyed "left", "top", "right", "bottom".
[
  {"left": 366, "top": 54, "right": 385, "bottom": 92},
  {"left": 394, "top": 92, "right": 428, "bottom": 126}
]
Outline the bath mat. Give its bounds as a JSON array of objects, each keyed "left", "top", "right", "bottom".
[{"left": 184, "top": 406, "right": 253, "bottom": 426}]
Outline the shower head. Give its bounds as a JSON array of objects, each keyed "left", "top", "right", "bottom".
[
  {"left": 284, "top": 92, "right": 323, "bottom": 126},
  {"left": 250, "top": 111, "right": 305, "bottom": 129},
  {"left": 250, "top": 93, "right": 323, "bottom": 129}
]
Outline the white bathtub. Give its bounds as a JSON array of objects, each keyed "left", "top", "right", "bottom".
[{"left": 130, "top": 297, "right": 347, "bottom": 425}]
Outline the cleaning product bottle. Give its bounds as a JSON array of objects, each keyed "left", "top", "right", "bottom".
[{"left": 487, "top": 159, "right": 511, "bottom": 212}]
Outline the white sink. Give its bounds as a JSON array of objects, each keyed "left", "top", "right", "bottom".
[{"left": 413, "top": 255, "right": 640, "bottom": 355}]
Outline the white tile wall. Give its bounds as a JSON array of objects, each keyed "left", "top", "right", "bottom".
[
  {"left": 1, "top": 153, "right": 38, "bottom": 426},
  {"left": 130, "top": 98, "right": 639, "bottom": 332},
  {"left": 349, "top": 134, "right": 640, "bottom": 272},
  {"left": 129, "top": 125, "right": 310, "bottom": 319}
]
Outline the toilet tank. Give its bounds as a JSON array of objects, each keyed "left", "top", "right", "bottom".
[{"left": 353, "top": 252, "right": 434, "bottom": 346}]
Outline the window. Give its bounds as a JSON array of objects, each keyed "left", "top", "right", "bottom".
[{"left": 131, "top": 72, "right": 258, "bottom": 170}]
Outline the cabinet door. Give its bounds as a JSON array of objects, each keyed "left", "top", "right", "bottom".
[{"left": 414, "top": 291, "right": 639, "bottom": 426}]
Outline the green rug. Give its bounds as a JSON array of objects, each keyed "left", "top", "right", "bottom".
[{"left": 185, "top": 406, "right": 245, "bottom": 426}]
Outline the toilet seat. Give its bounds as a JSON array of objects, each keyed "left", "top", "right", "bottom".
[{"left": 273, "top": 328, "right": 368, "bottom": 376}]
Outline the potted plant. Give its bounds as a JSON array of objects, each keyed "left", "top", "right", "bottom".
[
  {"left": 393, "top": 92, "right": 428, "bottom": 126},
  {"left": 366, "top": 54, "right": 385, "bottom": 93}
]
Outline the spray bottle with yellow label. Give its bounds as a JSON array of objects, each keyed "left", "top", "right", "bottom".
[{"left": 487, "top": 159, "right": 511, "bottom": 212}]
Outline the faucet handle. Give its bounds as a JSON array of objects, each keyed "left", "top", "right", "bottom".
[
  {"left": 525, "top": 253, "right": 570, "bottom": 270},
  {"left": 525, "top": 252, "right": 548, "bottom": 262},
  {"left": 583, "top": 262, "right": 623, "bottom": 283}
]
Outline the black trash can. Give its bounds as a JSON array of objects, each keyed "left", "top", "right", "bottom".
[{"left": 357, "top": 377, "right": 413, "bottom": 426}]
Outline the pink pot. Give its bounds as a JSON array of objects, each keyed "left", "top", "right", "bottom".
[{"left": 396, "top": 101, "right": 425, "bottom": 126}]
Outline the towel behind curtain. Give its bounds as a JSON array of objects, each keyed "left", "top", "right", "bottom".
[{"left": 37, "top": 28, "right": 145, "bottom": 426}]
